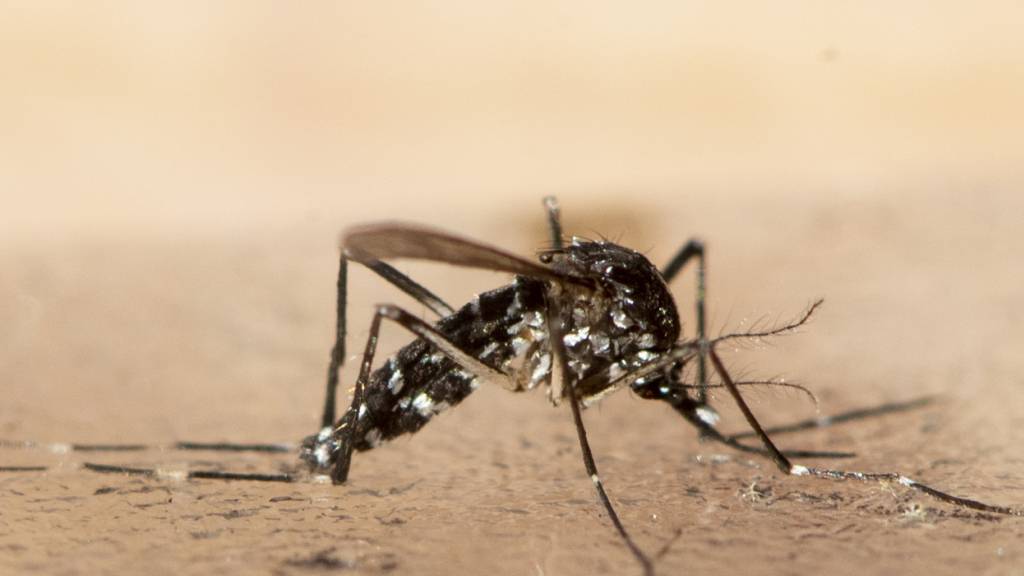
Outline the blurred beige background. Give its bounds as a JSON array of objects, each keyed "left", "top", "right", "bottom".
[
  {"left": 2, "top": 3, "right": 1024, "bottom": 576},
  {"left": 3, "top": 1, "right": 1023, "bottom": 242}
]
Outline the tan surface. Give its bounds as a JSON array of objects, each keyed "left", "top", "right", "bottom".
[{"left": 2, "top": 3, "right": 1024, "bottom": 576}]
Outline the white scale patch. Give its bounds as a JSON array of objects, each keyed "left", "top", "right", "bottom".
[
  {"left": 636, "top": 333, "right": 656, "bottom": 349},
  {"left": 363, "top": 428, "right": 382, "bottom": 447},
  {"left": 531, "top": 353, "right": 552, "bottom": 386},
  {"left": 481, "top": 341, "right": 500, "bottom": 358},
  {"left": 410, "top": 392, "right": 454, "bottom": 418},
  {"left": 412, "top": 392, "right": 435, "bottom": 416},
  {"left": 695, "top": 406, "right": 720, "bottom": 426},
  {"left": 636, "top": 350, "right": 657, "bottom": 362},
  {"left": 524, "top": 310, "right": 545, "bottom": 328},
  {"left": 511, "top": 336, "right": 529, "bottom": 356},
  {"left": 611, "top": 308, "right": 634, "bottom": 329},
  {"left": 387, "top": 367, "right": 404, "bottom": 394},
  {"left": 608, "top": 363, "right": 624, "bottom": 380},
  {"left": 563, "top": 326, "right": 590, "bottom": 347},
  {"left": 314, "top": 443, "right": 332, "bottom": 467}
]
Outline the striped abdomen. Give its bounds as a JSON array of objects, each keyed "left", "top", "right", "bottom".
[{"left": 350, "top": 276, "right": 549, "bottom": 450}]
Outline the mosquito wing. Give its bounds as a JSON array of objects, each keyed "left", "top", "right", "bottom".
[{"left": 343, "top": 222, "right": 589, "bottom": 286}]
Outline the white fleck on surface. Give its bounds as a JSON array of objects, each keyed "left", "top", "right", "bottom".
[
  {"left": 590, "top": 473, "right": 601, "bottom": 485},
  {"left": 156, "top": 470, "right": 187, "bottom": 482},
  {"left": 790, "top": 465, "right": 809, "bottom": 476},
  {"left": 357, "top": 404, "right": 368, "bottom": 419},
  {"left": 48, "top": 443, "right": 71, "bottom": 455}
]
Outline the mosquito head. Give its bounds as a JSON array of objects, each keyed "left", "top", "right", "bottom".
[{"left": 555, "top": 238, "right": 680, "bottom": 346}]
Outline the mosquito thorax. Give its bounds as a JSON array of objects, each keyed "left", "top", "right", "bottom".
[{"left": 546, "top": 238, "right": 681, "bottom": 380}]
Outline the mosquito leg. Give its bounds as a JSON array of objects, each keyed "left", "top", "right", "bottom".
[
  {"left": 323, "top": 303, "right": 513, "bottom": 484},
  {"left": 669, "top": 397, "right": 856, "bottom": 459},
  {"left": 321, "top": 255, "right": 349, "bottom": 428},
  {"left": 321, "top": 253, "right": 457, "bottom": 429},
  {"left": 707, "top": 348, "right": 1022, "bottom": 516},
  {"left": 660, "top": 239, "right": 707, "bottom": 402},
  {"left": 546, "top": 296, "right": 654, "bottom": 576},
  {"left": 173, "top": 441, "right": 293, "bottom": 453}
]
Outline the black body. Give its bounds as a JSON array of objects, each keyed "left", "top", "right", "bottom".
[{"left": 349, "top": 276, "right": 548, "bottom": 449}]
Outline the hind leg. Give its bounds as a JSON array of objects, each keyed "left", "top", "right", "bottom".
[
  {"left": 306, "top": 303, "right": 513, "bottom": 484},
  {"left": 320, "top": 253, "right": 456, "bottom": 428},
  {"left": 707, "top": 347, "right": 1021, "bottom": 516}
]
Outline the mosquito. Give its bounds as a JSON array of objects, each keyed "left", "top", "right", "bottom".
[{"left": 3, "top": 197, "right": 1020, "bottom": 576}]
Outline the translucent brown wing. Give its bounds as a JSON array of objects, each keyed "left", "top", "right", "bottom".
[{"left": 343, "top": 222, "right": 589, "bottom": 286}]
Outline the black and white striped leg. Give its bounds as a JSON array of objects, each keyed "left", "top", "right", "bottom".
[
  {"left": 707, "top": 348, "right": 1022, "bottom": 516},
  {"left": 546, "top": 295, "right": 655, "bottom": 576},
  {"left": 325, "top": 303, "right": 511, "bottom": 484}
]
